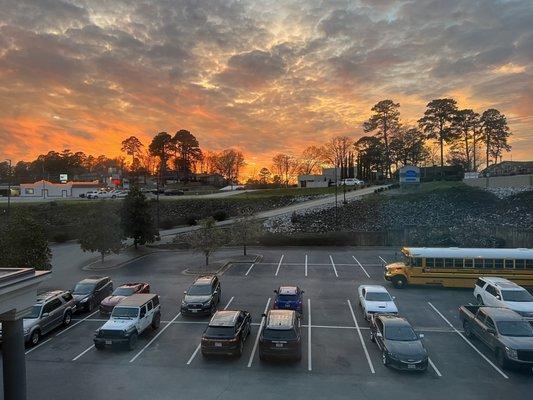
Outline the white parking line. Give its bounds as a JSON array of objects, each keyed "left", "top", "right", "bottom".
[
  {"left": 308, "top": 298, "right": 312, "bottom": 371},
  {"left": 427, "top": 302, "right": 509, "bottom": 379},
  {"left": 25, "top": 337, "right": 53, "bottom": 355},
  {"left": 274, "top": 255, "right": 284, "bottom": 276},
  {"left": 347, "top": 299, "right": 375, "bottom": 374},
  {"left": 329, "top": 255, "right": 338, "bottom": 278},
  {"left": 247, "top": 298, "right": 271, "bottom": 368},
  {"left": 56, "top": 310, "right": 99, "bottom": 336},
  {"left": 428, "top": 357, "right": 442, "bottom": 377},
  {"left": 129, "top": 312, "right": 181, "bottom": 363},
  {"left": 352, "top": 256, "right": 370, "bottom": 278},
  {"left": 305, "top": 254, "right": 308, "bottom": 277},
  {"left": 378, "top": 256, "right": 388, "bottom": 264},
  {"left": 186, "top": 296, "right": 236, "bottom": 365},
  {"left": 245, "top": 263, "right": 255, "bottom": 276},
  {"left": 72, "top": 344, "right": 95, "bottom": 361}
]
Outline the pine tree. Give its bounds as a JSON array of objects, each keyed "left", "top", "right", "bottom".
[{"left": 121, "top": 186, "right": 158, "bottom": 249}]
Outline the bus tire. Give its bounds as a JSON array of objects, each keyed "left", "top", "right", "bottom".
[{"left": 391, "top": 275, "right": 407, "bottom": 289}]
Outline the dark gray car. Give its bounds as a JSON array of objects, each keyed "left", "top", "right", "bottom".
[{"left": 73, "top": 276, "right": 113, "bottom": 312}]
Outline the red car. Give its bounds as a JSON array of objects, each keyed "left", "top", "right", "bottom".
[{"left": 99, "top": 282, "right": 150, "bottom": 316}]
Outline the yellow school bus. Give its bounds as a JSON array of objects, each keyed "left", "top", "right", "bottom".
[{"left": 384, "top": 247, "right": 533, "bottom": 288}]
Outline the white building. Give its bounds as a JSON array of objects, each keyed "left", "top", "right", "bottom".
[
  {"left": 298, "top": 166, "right": 357, "bottom": 188},
  {"left": 19, "top": 180, "right": 101, "bottom": 198}
]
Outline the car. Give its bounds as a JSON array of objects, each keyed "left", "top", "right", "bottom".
[
  {"left": 259, "top": 309, "right": 302, "bottom": 361},
  {"left": 358, "top": 285, "right": 398, "bottom": 320},
  {"left": 369, "top": 314, "right": 428, "bottom": 371},
  {"left": 181, "top": 275, "right": 221, "bottom": 316},
  {"left": 0, "top": 290, "right": 76, "bottom": 346},
  {"left": 164, "top": 188, "right": 185, "bottom": 196},
  {"left": 474, "top": 277, "right": 533, "bottom": 319},
  {"left": 72, "top": 276, "right": 113, "bottom": 312},
  {"left": 85, "top": 189, "right": 107, "bottom": 199},
  {"left": 201, "top": 310, "right": 252, "bottom": 357},
  {"left": 99, "top": 282, "right": 150, "bottom": 316},
  {"left": 94, "top": 294, "right": 161, "bottom": 350},
  {"left": 339, "top": 178, "right": 364, "bottom": 186},
  {"left": 273, "top": 286, "right": 304, "bottom": 313},
  {"left": 219, "top": 185, "right": 245, "bottom": 191},
  {"left": 460, "top": 305, "right": 533, "bottom": 369}
]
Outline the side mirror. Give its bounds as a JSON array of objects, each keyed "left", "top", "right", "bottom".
[
  {"left": 213, "top": 290, "right": 218, "bottom": 295},
  {"left": 274, "top": 290, "right": 278, "bottom": 294},
  {"left": 376, "top": 332, "right": 383, "bottom": 338},
  {"left": 261, "top": 313, "right": 267, "bottom": 318},
  {"left": 392, "top": 296, "right": 396, "bottom": 300},
  {"left": 419, "top": 333, "right": 425, "bottom": 339},
  {"left": 301, "top": 290, "right": 305, "bottom": 294},
  {"left": 42, "top": 313, "right": 50, "bottom": 318},
  {"left": 496, "top": 295, "right": 501, "bottom": 300},
  {"left": 183, "top": 291, "right": 187, "bottom": 295},
  {"left": 487, "top": 327, "right": 496, "bottom": 335}
]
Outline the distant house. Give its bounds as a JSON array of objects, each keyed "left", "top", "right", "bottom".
[
  {"left": 298, "top": 166, "right": 357, "bottom": 187},
  {"left": 298, "top": 174, "right": 328, "bottom": 188},
  {"left": 482, "top": 161, "right": 533, "bottom": 177},
  {"left": 20, "top": 180, "right": 101, "bottom": 198}
]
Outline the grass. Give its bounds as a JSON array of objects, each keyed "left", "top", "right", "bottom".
[{"left": 232, "top": 186, "right": 360, "bottom": 199}]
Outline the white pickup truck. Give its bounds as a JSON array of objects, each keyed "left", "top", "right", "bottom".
[{"left": 94, "top": 294, "right": 161, "bottom": 350}]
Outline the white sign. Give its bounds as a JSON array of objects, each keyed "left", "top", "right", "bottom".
[{"left": 59, "top": 174, "right": 68, "bottom": 183}]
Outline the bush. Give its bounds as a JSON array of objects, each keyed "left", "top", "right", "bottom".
[
  {"left": 186, "top": 216, "right": 199, "bottom": 226},
  {"left": 52, "top": 232, "right": 71, "bottom": 243},
  {"left": 290, "top": 211, "right": 299, "bottom": 223},
  {"left": 212, "top": 210, "right": 228, "bottom": 222},
  {"left": 159, "top": 219, "right": 175, "bottom": 230}
]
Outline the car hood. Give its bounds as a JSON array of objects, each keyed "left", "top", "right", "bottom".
[
  {"left": 184, "top": 295, "right": 211, "bottom": 303},
  {"left": 500, "top": 335, "right": 533, "bottom": 350},
  {"left": 385, "top": 340, "right": 427, "bottom": 360},
  {"left": 23, "top": 318, "right": 38, "bottom": 330},
  {"left": 366, "top": 301, "right": 398, "bottom": 313},
  {"left": 101, "top": 318, "right": 136, "bottom": 331},
  {"left": 101, "top": 295, "right": 126, "bottom": 307},
  {"left": 73, "top": 294, "right": 90, "bottom": 302},
  {"left": 505, "top": 302, "right": 533, "bottom": 313}
]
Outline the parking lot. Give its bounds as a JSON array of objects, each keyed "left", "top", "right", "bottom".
[{"left": 2, "top": 247, "right": 532, "bottom": 400}]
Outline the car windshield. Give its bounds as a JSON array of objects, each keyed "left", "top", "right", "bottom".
[
  {"left": 501, "top": 290, "right": 533, "bottom": 302},
  {"left": 111, "top": 307, "right": 138, "bottom": 318},
  {"left": 187, "top": 284, "right": 212, "bottom": 296},
  {"left": 113, "top": 287, "right": 136, "bottom": 296},
  {"left": 385, "top": 326, "right": 418, "bottom": 341},
  {"left": 205, "top": 326, "right": 234, "bottom": 337},
  {"left": 24, "top": 305, "right": 42, "bottom": 319},
  {"left": 278, "top": 294, "right": 298, "bottom": 302},
  {"left": 73, "top": 283, "right": 94, "bottom": 295},
  {"left": 366, "top": 292, "right": 392, "bottom": 302},
  {"left": 262, "top": 328, "right": 297, "bottom": 341},
  {"left": 497, "top": 321, "right": 533, "bottom": 337}
]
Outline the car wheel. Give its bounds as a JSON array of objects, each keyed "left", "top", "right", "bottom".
[
  {"left": 496, "top": 349, "right": 509, "bottom": 369},
  {"left": 63, "top": 311, "right": 72, "bottom": 326},
  {"left": 112, "top": 195, "right": 116, "bottom": 199},
  {"left": 391, "top": 275, "right": 407, "bottom": 289},
  {"left": 151, "top": 313, "right": 161, "bottom": 330},
  {"left": 128, "top": 332, "right": 138, "bottom": 350},
  {"left": 463, "top": 321, "right": 474, "bottom": 339},
  {"left": 95, "top": 342, "right": 105, "bottom": 350},
  {"left": 477, "top": 295, "right": 484, "bottom": 305},
  {"left": 29, "top": 330, "right": 40, "bottom": 347},
  {"left": 382, "top": 352, "right": 389, "bottom": 367}
]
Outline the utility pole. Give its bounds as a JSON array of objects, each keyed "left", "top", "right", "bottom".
[
  {"left": 5, "top": 159, "right": 11, "bottom": 220},
  {"left": 156, "top": 166, "right": 161, "bottom": 231},
  {"left": 334, "top": 164, "right": 338, "bottom": 224}
]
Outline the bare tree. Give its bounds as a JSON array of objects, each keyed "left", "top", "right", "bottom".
[
  {"left": 321, "top": 136, "right": 353, "bottom": 181},
  {"left": 271, "top": 153, "right": 298, "bottom": 186},
  {"left": 213, "top": 149, "right": 245, "bottom": 184},
  {"left": 298, "top": 146, "right": 324, "bottom": 175},
  {"left": 231, "top": 208, "right": 263, "bottom": 256},
  {"left": 185, "top": 217, "right": 224, "bottom": 267}
]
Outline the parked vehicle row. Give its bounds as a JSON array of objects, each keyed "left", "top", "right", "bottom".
[{"left": 82, "top": 188, "right": 129, "bottom": 199}]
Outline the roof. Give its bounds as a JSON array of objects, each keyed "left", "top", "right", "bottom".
[
  {"left": 266, "top": 310, "right": 295, "bottom": 329},
  {"left": 79, "top": 276, "right": 108, "bottom": 284},
  {"left": 36, "top": 290, "right": 65, "bottom": 302},
  {"left": 195, "top": 275, "right": 215, "bottom": 284},
  {"left": 209, "top": 310, "right": 239, "bottom": 327},
  {"left": 117, "top": 294, "right": 158, "bottom": 307},
  {"left": 279, "top": 286, "right": 298, "bottom": 295},
  {"left": 361, "top": 285, "right": 388, "bottom": 293},
  {"left": 480, "top": 307, "right": 523, "bottom": 321},
  {"left": 379, "top": 315, "right": 410, "bottom": 326},
  {"left": 403, "top": 247, "right": 533, "bottom": 260},
  {"left": 480, "top": 277, "right": 522, "bottom": 289}
]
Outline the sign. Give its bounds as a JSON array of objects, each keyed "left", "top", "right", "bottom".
[
  {"left": 399, "top": 165, "right": 420, "bottom": 184},
  {"left": 59, "top": 174, "right": 68, "bottom": 183}
]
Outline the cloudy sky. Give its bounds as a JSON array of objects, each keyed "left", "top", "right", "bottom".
[{"left": 0, "top": 0, "right": 531, "bottom": 174}]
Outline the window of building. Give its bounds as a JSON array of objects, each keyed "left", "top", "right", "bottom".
[{"left": 25, "top": 188, "right": 35, "bottom": 195}]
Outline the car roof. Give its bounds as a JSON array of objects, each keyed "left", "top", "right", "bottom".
[
  {"left": 378, "top": 315, "right": 411, "bottom": 326},
  {"left": 278, "top": 286, "right": 298, "bottom": 295},
  {"left": 36, "top": 290, "right": 66, "bottom": 303},
  {"left": 266, "top": 310, "right": 295, "bottom": 329},
  {"left": 361, "top": 285, "right": 388, "bottom": 293},
  {"left": 481, "top": 277, "right": 522, "bottom": 289},
  {"left": 209, "top": 310, "right": 240, "bottom": 327},
  {"left": 480, "top": 307, "right": 524, "bottom": 321},
  {"left": 194, "top": 275, "right": 216, "bottom": 285},
  {"left": 78, "top": 276, "right": 108, "bottom": 284},
  {"left": 116, "top": 294, "right": 158, "bottom": 307},
  {"left": 119, "top": 282, "right": 143, "bottom": 288}
]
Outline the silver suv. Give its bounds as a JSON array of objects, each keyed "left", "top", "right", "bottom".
[{"left": 24, "top": 290, "right": 76, "bottom": 346}]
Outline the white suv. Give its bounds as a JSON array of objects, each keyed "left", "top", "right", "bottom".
[
  {"left": 94, "top": 294, "right": 161, "bottom": 350},
  {"left": 474, "top": 277, "right": 533, "bottom": 319},
  {"left": 358, "top": 285, "right": 398, "bottom": 320}
]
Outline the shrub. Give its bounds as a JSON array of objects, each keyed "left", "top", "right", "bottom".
[
  {"left": 186, "top": 216, "right": 199, "bottom": 226},
  {"left": 212, "top": 210, "right": 227, "bottom": 222},
  {"left": 290, "top": 211, "right": 299, "bottom": 223},
  {"left": 52, "top": 232, "right": 71, "bottom": 243},
  {"left": 159, "top": 219, "right": 175, "bottom": 230}
]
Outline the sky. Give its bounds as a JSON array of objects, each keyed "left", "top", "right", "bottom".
[{"left": 0, "top": 0, "right": 532, "bottom": 176}]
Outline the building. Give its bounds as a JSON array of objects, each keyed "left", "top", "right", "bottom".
[
  {"left": 482, "top": 161, "right": 533, "bottom": 177},
  {"left": 298, "top": 166, "right": 357, "bottom": 188},
  {"left": 19, "top": 180, "right": 101, "bottom": 198},
  {"left": 298, "top": 174, "right": 328, "bottom": 188}
]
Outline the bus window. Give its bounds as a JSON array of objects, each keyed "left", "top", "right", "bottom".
[
  {"left": 515, "top": 260, "right": 525, "bottom": 269},
  {"left": 445, "top": 258, "right": 454, "bottom": 268},
  {"left": 484, "top": 259, "right": 494, "bottom": 269},
  {"left": 494, "top": 259, "right": 504, "bottom": 269},
  {"left": 526, "top": 260, "right": 533, "bottom": 269},
  {"left": 426, "top": 258, "right": 434, "bottom": 268},
  {"left": 435, "top": 258, "right": 444, "bottom": 268},
  {"left": 464, "top": 259, "right": 474, "bottom": 268},
  {"left": 503, "top": 259, "right": 514, "bottom": 269},
  {"left": 454, "top": 259, "right": 463, "bottom": 268},
  {"left": 474, "top": 259, "right": 484, "bottom": 269},
  {"left": 413, "top": 258, "right": 422, "bottom": 267}
]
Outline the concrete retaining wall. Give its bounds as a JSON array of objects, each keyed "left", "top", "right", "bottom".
[{"left": 463, "top": 174, "right": 533, "bottom": 189}]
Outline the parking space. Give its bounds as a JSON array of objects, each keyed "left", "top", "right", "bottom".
[{"left": 10, "top": 246, "right": 533, "bottom": 400}]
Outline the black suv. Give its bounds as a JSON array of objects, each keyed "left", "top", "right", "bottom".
[
  {"left": 181, "top": 275, "right": 221, "bottom": 316},
  {"left": 201, "top": 310, "right": 252, "bottom": 357},
  {"left": 72, "top": 276, "right": 113, "bottom": 312},
  {"left": 259, "top": 309, "right": 302, "bottom": 361}
]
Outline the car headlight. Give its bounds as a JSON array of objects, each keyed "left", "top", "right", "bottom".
[
  {"left": 80, "top": 297, "right": 88, "bottom": 303},
  {"left": 505, "top": 347, "right": 517, "bottom": 359},
  {"left": 181, "top": 300, "right": 186, "bottom": 307}
]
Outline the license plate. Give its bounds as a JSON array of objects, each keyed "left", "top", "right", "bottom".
[
  {"left": 215, "top": 342, "right": 222, "bottom": 347},
  {"left": 407, "top": 364, "right": 416, "bottom": 369},
  {"left": 191, "top": 309, "right": 198, "bottom": 313},
  {"left": 275, "top": 343, "right": 284, "bottom": 348},
  {"left": 105, "top": 340, "right": 112, "bottom": 345}
]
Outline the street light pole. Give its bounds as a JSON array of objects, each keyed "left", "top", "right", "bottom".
[
  {"left": 334, "top": 164, "right": 338, "bottom": 224},
  {"left": 5, "top": 159, "right": 11, "bottom": 220}
]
